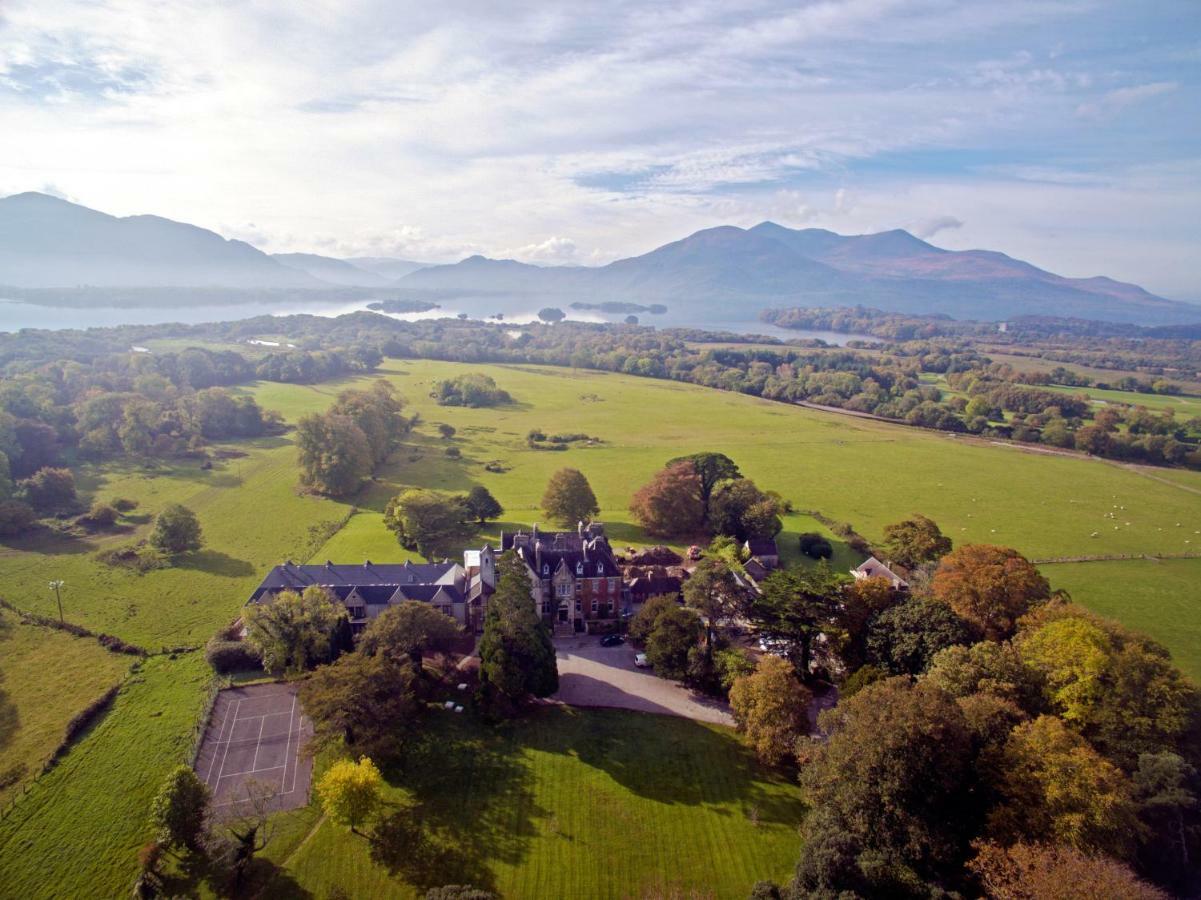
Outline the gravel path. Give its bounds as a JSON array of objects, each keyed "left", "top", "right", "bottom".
[{"left": 552, "top": 636, "right": 734, "bottom": 726}]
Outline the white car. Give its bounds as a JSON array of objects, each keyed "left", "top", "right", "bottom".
[{"left": 634, "top": 652, "right": 649, "bottom": 668}]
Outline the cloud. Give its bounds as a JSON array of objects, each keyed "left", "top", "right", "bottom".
[
  {"left": 1075, "top": 81, "right": 1178, "bottom": 120},
  {"left": 914, "top": 215, "right": 964, "bottom": 239},
  {"left": 0, "top": 1, "right": 1196, "bottom": 296}
]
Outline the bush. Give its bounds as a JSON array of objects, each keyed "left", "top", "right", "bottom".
[
  {"left": 205, "top": 638, "right": 264, "bottom": 674},
  {"left": 444, "top": 446, "right": 462, "bottom": 459},
  {"left": 0, "top": 499, "right": 36, "bottom": 537},
  {"left": 19, "top": 467, "right": 77, "bottom": 513},
  {"left": 46, "top": 685, "right": 120, "bottom": 771},
  {"left": 111, "top": 497, "right": 139, "bottom": 512},
  {"left": 84, "top": 502, "right": 119, "bottom": 527},
  {"left": 95, "top": 541, "right": 170, "bottom": 574},
  {"left": 97, "top": 633, "right": 147, "bottom": 656},
  {"left": 798, "top": 532, "right": 833, "bottom": 559}
]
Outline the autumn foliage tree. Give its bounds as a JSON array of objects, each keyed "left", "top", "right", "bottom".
[
  {"left": 317, "top": 756, "right": 384, "bottom": 833},
  {"left": 729, "top": 656, "right": 811, "bottom": 765},
  {"left": 629, "top": 460, "right": 705, "bottom": 536},
  {"left": 932, "top": 544, "right": 1050, "bottom": 641},
  {"left": 968, "top": 842, "right": 1169, "bottom": 900},
  {"left": 540, "top": 467, "right": 599, "bottom": 526},
  {"left": 296, "top": 411, "right": 373, "bottom": 496}
]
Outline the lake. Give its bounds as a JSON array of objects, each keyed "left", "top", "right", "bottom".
[{"left": 0, "top": 296, "right": 875, "bottom": 346}]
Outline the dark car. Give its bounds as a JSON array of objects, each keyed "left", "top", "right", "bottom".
[{"left": 599, "top": 634, "right": 625, "bottom": 647}]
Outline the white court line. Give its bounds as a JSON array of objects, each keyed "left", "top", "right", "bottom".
[
  {"left": 217, "top": 763, "right": 286, "bottom": 780},
  {"left": 200, "top": 696, "right": 237, "bottom": 784},
  {"left": 249, "top": 716, "right": 266, "bottom": 773},
  {"left": 210, "top": 698, "right": 243, "bottom": 789},
  {"left": 283, "top": 694, "right": 298, "bottom": 794}
]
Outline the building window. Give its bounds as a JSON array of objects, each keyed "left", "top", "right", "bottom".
[
  {"left": 557, "top": 582, "right": 571, "bottom": 598},
  {"left": 597, "top": 563, "right": 604, "bottom": 575},
  {"left": 576, "top": 561, "right": 584, "bottom": 575},
  {"left": 575, "top": 600, "right": 582, "bottom": 613},
  {"left": 591, "top": 598, "right": 598, "bottom": 613}
]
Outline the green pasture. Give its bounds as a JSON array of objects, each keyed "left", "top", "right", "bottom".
[
  {"left": 0, "top": 611, "right": 131, "bottom": 806},
  {"left": 1041, "top": 383, "right": 1201, "bottom": 416},
  {"left": 0, "top": 653, "right": 212, "bottom": 900},
  {"left": 980, "top": 348, "right": 1201, "bottom": 393},
  {"left": 273, "top": 707, "right": 804, "bottom": 899},
  {"left": 1043, "top": 558, "right": 1201, "bottom": 682}
]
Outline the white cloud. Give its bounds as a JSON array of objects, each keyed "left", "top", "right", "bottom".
[
  {"left": 1075, "top": 81, "right": 1179, "bottom": 120},
  {"left": 914, "top": 215, "right": 964, "bottom": 239},
  {"left": 0, "top": 1, "right": 1196, "bottom": 296}
]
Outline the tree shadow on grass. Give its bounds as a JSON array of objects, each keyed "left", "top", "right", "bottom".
[
  {"left": 539, "top": 707, "right": 806, "bottom": 827},
  {"left": 368, "top": 720, "right": 547, "bottom": 891},
  {"left": 0, "top": 525, "right": 93, "bottom": 555},
  {"left": 176, "top": 550, "right": 256, "bottom": 578},
  {"left": 161, "top": 848, "right": 314, "bottom": 900}
]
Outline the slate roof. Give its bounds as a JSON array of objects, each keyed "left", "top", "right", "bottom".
[
  {"left": 248, "top": 560, "right": 459, "bottom": 603},
  {"left": 851, "top": 556, "right": 908, "bottom": 588},
  {"left": 745, "top": 538, "right": 779, "bottom": 558},
  {"left": 501, "top": 529, "right": 619, "bottom": 579}
]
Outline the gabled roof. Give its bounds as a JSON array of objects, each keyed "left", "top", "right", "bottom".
[
  {"left": 744, "top": 538, "right": 779, "bottom": 557},
  {"left": 503, "top": 529, "right": 620, "bottom": 580},
  {"left": 248, "top": 560, "right": 461, "bottom": 603},
  {"left": 851, "top": 556, "right": 908, "bottom": 587}
]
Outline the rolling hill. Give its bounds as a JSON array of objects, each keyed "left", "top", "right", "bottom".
[
  {"left": 0, "top": 193, "right": 320, "bottom": 289},
  {"left": 398, "top": 222, "right": 1199, "bottom": 325}
]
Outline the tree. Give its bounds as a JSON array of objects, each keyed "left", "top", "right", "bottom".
[
  {"left": 925, "top": 640, "right": 1042, "bottom": 710},
  {"left": 988, "top": 715, "right": 1142, "bottom": 858},
  {"left": 317, "top": 756, "right": 384, "bottom": 834},
  {"left": 463, "top": 485, "right": 503, "bottom": 526},
  {"left": 932, "top": 544, "right": 1050, "bottom": 641},
  {"left": 969, "top": 842, "right": 1169, "bottom": 900},
  {"left": 300, "top": 652, "right": 423, "bottom": 759},
  {"left": 359, "top": 600, "right": 460, "bottom": 674},
  {"left": 330, "top": 380, "right": 409, "bottom": 465},
  {"left": 644, "top": 605, "right": 702, "bottom": 679},
  {"left": 793, "top": 678, "right": 974, "bottom": 894},
  {"left": 866, "top": 597, "right": 973, "bottom": 676},
  {"left": 752, "top": 564, "right": 847, "bottom": 679},
  {"left": 881, "top": 514, "right": 952, "bottom": 569},
  {"left": 149, "top": 765, "right": 211, "bottom": 852},
  {"left": 628, "top": 594, "right": 678, "bottom": 644},
  {"left": 540, "top": 467, "right": 599, "bottom": 526},
  {"left": 432, "top": 374, "right": 511, "bottom": 408},
  {"left": 682, "top": 557, "right": 741, "bottom": 662},
  {"left": 244, "top": 586, "right": 348, "bottom": 674},
  {"left": 1018, "top": 617, "right": 1112, "bottom": 725},
  {"left": 18, "top": 466, "right": 76, "bottom": 513},
  {"left": 709, "top": 478, "right": 781, "bottom": 542},
  {"left": 0, "top": 499, "right": 35, "bottom": 537},
  {"left": 148, "top": 503, "right": 203, "bottom": 556},
  {"left": 537, "top": 307, "right": 565, "bottom": 323},
  {"left": 665, "top": 452, "right": 740, "bottom": 525},
  {"left": 729, "top": 656, "right": 811, "bottom": 765},
  {"left": 478, "top": 552, "right": 558, "bottom": 708},
  {"left": 836, "top": 575, "right": 901, "bottom": 669},
  {"left": 1133, "top": 752, "right": 1201, "bottom": 893},
  {"left": 629, "top": 461, "right": 705, "bottom": 537},
  {"left": 384, "top": 489, "right": 473, "bottom": 559},
  {"left": 296, "top": 411, "right": 373, "bottom": 496},
  {"left": 437, "top": 423, "right": 456, "bottom": 439}
]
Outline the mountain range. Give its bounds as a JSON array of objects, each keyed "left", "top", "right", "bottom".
[{"left": 1, "top": 191, "right": 1196, "bottom": 326}]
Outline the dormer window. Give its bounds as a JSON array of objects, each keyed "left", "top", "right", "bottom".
[
  {"left": 597, "top": 563, "right": 604, "bottom": 575},
  {"left": 542, "top": 564, "right": 549, "bottom": 575},
  {"left": 576, "top": 562, "right": 584, "bottom": 575}
]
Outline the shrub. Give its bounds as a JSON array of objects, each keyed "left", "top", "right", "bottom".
[
  {"left": 111, "top": 497, "right": 138, "bottom": 512},
  {"left": 19, "top": 467, "right": 77, "bottom": 513},
  {"left": 205, "top": 638, "right": 264, "bottom": 674},
  {"left": 0, "top": 499, "right": 36, "bottom": 537},
  {"left": 444, "top": 446, "right": 461, "bottom": 459},
  {"left": 84, "top": 503, "right": 119, "bottom": 527}
]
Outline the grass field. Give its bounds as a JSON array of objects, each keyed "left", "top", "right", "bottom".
[
  {"left": 0, "top": 653, "right": 212, "bottom": 900},
  {"left": 979, "top": 348, "right": 1201, "bottom": 394},
  {"left": 1044, "top": 558, "right": 1201, "bottom": 680},
  {"left": 0, "top": 611, "right": 131, "bottom": 806},
  {"left": 1, "top": 353, "right": 1199, "bottom": 897},
  {"left": 272, "top": 707, "right": 805, "bottom": 899},
  {"left": 1041, "top": 383, "right": 1201, "bottom": 416}
]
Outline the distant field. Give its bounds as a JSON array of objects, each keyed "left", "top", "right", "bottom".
[
  {"left": 980, "top": 348, "right": 1201, "bottom": 393},
  {"left": 0, "top": 611, "right": 131, "bottom": 806},
  {"left": 1043, "top": 558, "right": 1201, "bottom": 682},
  {"left": 1040, "top": 382, "right": 1201, "bottom": 416},
  {"left": 0, "top": 653, "right": 211, "bottom": 900},
  {"left": 273, "top": 707, "right": 805, "bottom": 899}
]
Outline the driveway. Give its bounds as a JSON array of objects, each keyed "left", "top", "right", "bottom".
[{"left": 553, "top": 636, "right": 734, "bottom": 726}]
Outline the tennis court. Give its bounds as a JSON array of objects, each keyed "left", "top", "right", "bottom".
[{"left": 193, "top": 682, "right": 313, "bottom": 817}]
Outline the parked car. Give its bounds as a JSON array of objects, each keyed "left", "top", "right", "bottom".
[
  {"left": 600, "top": 633, "right": 625, "bottom": 647},
  {"left": 634, "top": 652, "right": 650, "bottom": 668}
]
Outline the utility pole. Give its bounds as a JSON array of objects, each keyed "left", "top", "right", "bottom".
[{"left": 49, "top": 579, "right": 65, "bottom": 623}]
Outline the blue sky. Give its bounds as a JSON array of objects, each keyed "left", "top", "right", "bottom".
[{"left": 0, "top": 1, "right": 1198, "bottom": 299}]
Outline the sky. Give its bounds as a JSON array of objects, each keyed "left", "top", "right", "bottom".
[{"left": 0, "top": 1, "right": 1198, "bottom": 299}]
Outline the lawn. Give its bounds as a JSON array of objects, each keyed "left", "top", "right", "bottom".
[
  {"left": 0, "top": 653, "right": 213, "bottom": 900},
  {"left": 0, "top": 610, "right": 132, "bottom": 806},
  {"left": 1040, "top": 383, "right": 1201, "bottom": 416},
  {"left": 1043, "top": 558, "right": 1201, "bottom": 683},
  {"left": 272, "top": 707, "right": 805, "bottom": 899},
  {"left": 1, "top": 354, "right": 1199, "bottom": 898}
]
